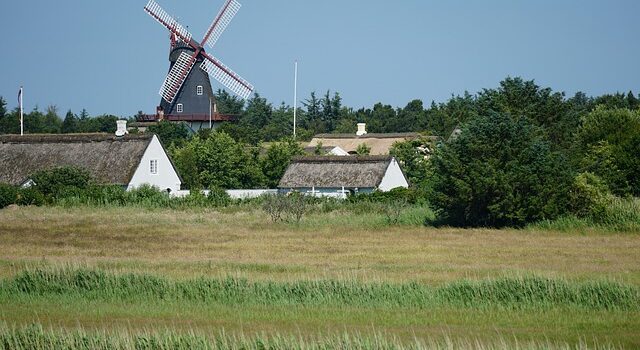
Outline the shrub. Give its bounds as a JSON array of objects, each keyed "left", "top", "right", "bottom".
[
  {"left": 29, "top": 166, "right": 92, "bottom": 200},
  {"left": 125, "top": 185, "right": 171, "bottom": 207},
  {"left": 262, "top": 194, "right": 289, "bottom": 223},
  {"left": 428, "top": 112, "right": 573, "bottom": 228},
  {"left": 0, "top": 183, "right": 18, "bottom": 208},
  {"left": 261, "top": 193, "right": 309, "bottom": 223},
  {"left": 568, "top": 172, "right": 611, "bottom": 219},
  {"left": 575, "top": 107, "right": 640, "bottom": 196},
  {"left": 16, "top": 187, "right": 45, "bottom": 206},
  {"left": 207, "top": 187, "right": 231, "bottom": 207}
]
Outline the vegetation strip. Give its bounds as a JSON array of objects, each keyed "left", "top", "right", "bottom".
[
  {"left": 0, "top": 323, "right": 624, "bottom": 350},
  {"left": 2, "top": 268, "right": 637, "bottom": 311}
]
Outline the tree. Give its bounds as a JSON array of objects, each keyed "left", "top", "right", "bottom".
[
  {"left": 390, "top": 138, "right": 433, "bottom": 189},
  {"left": 475, "top": 77, "right": 573, "bottom": 148},
  {"left": 262, "top": 103, "right": 294, "bottom": 142},
  {"left": 429, "top": 112, "right": 572, "bottom": 228},
  {"left": 62, "top": 110, "right": 78, "bottom": 133},
  {"left": 172, "top": 131, "right": 266, "bottom": 189},
  {"left": 215, "top": 89, "right": 245, "bottom": 114},
  {"left": 302, "top": 92, "right": 323, "bottom": 134},
  {"left": 41, "top": 105, "right": 62, "bottom": 133},
  {"left": 575, "top": 107, "right": 640, "bottom": 195},
  {"left": 261, "top": 137, "right": 304, "bottom": 187},
  {"left": 147, "top": 120, "right": 190, "bottom": 148},
  {"left": 391, "top": 99, "right": 424, "bottom": 132},
  {"left": 243, "top": 93, "right": 272, "bottom": 129}
]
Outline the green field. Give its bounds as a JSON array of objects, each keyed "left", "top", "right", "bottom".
[{"left": 0, "top": 206, "right": 639, "bottom": 349}]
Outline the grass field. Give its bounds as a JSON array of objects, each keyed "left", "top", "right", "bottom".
[{"left": 0, "top": 206, "right": 639, "bottom": 348}]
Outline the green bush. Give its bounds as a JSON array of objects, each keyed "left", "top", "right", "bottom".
[
  {"left": 16, "top": 187, "right": 45, "bottom": 206},
  {"left": 29, "top": 166, "right": 92, "bottom": 200},
  {"left": 428, "top": 113, "right": 573, "bottom": 228},
  {"left": 207, "top": 187, "right": 231, "bottom": 207},
  {"left": 125, "top": 185, "right": 171, "bottom": 207},
  {"left": 0, "top": 183, "right": 18, "bottom": 209},
  {"left": 568, "top": 172, "right": 611, "bottom": 219}
]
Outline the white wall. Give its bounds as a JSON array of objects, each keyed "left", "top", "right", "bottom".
[
  {"left": 172, "top": 189, "right": 278, "bottom": 199},
  {"left": 127, "top": 135, "right": 182, "bottom": 193},
  {"left": 378, "top": 158, "right": 409, "bottom": 191}
]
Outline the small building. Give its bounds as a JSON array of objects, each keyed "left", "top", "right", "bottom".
[
  {"left": 308, "top": 123, "right": 439, "bottom": 156},
  {"left": 278, "top": 156, "right": 409, "bottom": 196},
  {"left": 0, "top": 132, "right": 182, "bottom": 193}
]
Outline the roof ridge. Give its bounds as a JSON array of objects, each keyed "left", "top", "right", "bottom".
[
  {"left": 292, "top": 155, "right": 392, "bottom": 163},
  {"left": 0, "top": 133, "right": 153, "bottom": 144}
]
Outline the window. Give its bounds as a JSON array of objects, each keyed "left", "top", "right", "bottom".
[
  {"left": 150, "top": 159, "right": 158, "bottom": 175},
  {"left": 176, "top": 103, "right": 183, "bottom": 113},
  {"left": 197, "top": 85, "right": 203, "bottom": 96}
]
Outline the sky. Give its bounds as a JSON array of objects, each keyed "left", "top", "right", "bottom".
[{"left": 1, "top": 0, "right": 639, "bottom": 117}]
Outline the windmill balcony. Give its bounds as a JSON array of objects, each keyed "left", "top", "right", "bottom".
[{"left": 137, "top": 113, "right": 238, "bottom": 123}]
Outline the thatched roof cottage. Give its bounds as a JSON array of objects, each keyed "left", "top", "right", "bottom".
[
  {"left": 278, "top": 156, "right": 409, "bottom": 196},
  {"left": 0, "top": 133, "right": 182, "bottom": 193}
]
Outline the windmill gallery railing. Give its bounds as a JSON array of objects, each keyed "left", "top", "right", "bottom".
[{"left": 136, "top": 113, "right": 238, "bottom": 123}]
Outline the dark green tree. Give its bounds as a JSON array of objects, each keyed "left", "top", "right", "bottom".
[
  {"left": 147, "top": 120, "right": 190, "bottom": 148},
  {"left": 41, "top": 106, "right": 62, "bottom": 133},
  {"left": 215, "top": 89, "right": 245, "bottom": 114},
  {"left": 302, "top": 92, "right": 323, "bottom": 134},
  {"left": 429, "top": 112, "right": 572, "bottom": 227},
  {"left": 261, "top": 137, "right": 304, "bottom": 187},
  {"left": 62, "top": 110, "right": 78, "bottom": 133}
]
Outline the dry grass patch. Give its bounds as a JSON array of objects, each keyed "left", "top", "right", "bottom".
[{"left": 1, "top": 206, "right": 639, "bottom": 284}]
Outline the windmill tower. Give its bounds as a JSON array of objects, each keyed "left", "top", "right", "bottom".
[{"left": 144, "top": 0, "right": 253, "bottom": 130}]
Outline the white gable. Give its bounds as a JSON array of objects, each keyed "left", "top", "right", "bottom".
[
  {"left": 127, "top": 135, "right": 182, "bottom": 193},
  {"left": 328, "top": 146, "right": 349, "bottom": 156},
  {"left": 378, "top": 158, "right": 409, "bottom": 191}
]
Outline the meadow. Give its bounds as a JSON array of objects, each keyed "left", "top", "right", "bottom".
[{"left": 0, "top": 206, "right": 639, "bottom": 349}]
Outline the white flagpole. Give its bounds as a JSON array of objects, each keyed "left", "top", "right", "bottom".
[
  {"left": 293, "top": 61, "right": 298, "bottom": 139},
  {"left": 19, "top": 86, "right": 24, "bottom": 136},
  {"left": 209, "top": 97, "right": 212, "bottom": 129}
]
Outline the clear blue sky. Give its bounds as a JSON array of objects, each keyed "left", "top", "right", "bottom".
[{"left": 1, "top": 0, "right": 638, "bottom": 117}]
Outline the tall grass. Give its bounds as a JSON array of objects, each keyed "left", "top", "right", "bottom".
[
  {"left": 0, "top": 323, "right": 622, "bottom": 350},
  {"left": 531, "top": 197, "right": 640, "bottom": 233},
  {"left": 3, "top": 268, "right": 637, "bottom": 311}
]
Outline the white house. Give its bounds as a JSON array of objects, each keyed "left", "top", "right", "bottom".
[
  {"left": 0, "top": 129, "right": 182, "bottom": 193},
  {"left": 278, "top": 156, "right": 409, "bottom": 196}
]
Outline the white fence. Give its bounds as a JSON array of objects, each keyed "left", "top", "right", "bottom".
[
  {"left": 172, "top": 189, "right": 348, "bottom": 199},
  {"left": 172, "top": 189, "right": 277, "bottom": 199}
]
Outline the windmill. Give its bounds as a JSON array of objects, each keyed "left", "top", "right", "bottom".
[{"left": 143, "top": 0, "right": 253, "bottom": 128}]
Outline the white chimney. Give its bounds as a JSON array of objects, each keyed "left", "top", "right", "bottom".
[
  {"left": 115, "top": 120, "right": 128, "bottom": 137},
  {"left": 356, "top": 123, "right": 367, "bottom": 136}
]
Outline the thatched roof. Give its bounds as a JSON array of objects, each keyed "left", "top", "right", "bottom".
[
  {"left": 278, "top": 156, "right": 394, "bottom": 189},
  {"left": 0, "top": 134, "right": 154, "bottom": 186},
  {"left": 309, "top": 133, "right": 435, "bottom": 155}
]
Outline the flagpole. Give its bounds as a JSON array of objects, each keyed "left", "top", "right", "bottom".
[
  {"left": 293, "top": 61, "right": 298, "bottom": 139},
  {"left": 19, "top": 86, "right": 24, "bottom": 136}
]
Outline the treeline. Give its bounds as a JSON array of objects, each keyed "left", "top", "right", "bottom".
[
  {"left": 1, "top": 77, "right": 638, "bottom": 228},
  {"left": 210, "top": 78, "right": 639, "bottom": 145},
  {"left": 0, "top": 104, "right": 121, "bottom": 134}
]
